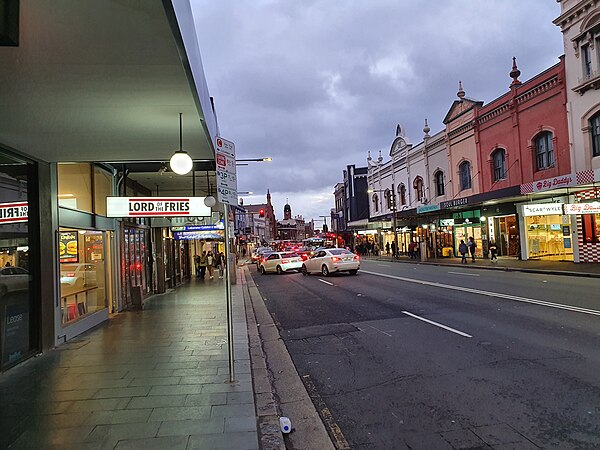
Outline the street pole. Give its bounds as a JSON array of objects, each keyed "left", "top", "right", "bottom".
[
  {"left": 392, "top": 183, "right": 399, "bottom": 258},
  {"left": 223, "top": 203, "right": 235, "bottom": 383}
]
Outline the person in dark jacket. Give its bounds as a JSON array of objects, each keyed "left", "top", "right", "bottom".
[
  {"left": 467, "top": 236, "right": 477, "bottom": 262},
  {"left": 459, "top": 240, "right": 468, "bottom": 264}
]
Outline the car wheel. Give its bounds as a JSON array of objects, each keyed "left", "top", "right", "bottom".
[
  {"left": 260, "top": 266, "right": 266, "bottom": 275},
  {"left": 321, "top": 265, "right": 329, "bottom": 277},
  {"left": 276, "top": 265, "right": 283, "bottom": 275},
  {"left": 349, "top": 269, "right": 358, "bottom": 275},
  {"left": 301, "top": 265, "right": 308, "bottom": 276}
]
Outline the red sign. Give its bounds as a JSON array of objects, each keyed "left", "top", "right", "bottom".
[{"left": 0, "top": 202, "right": 28, "bottom": 224}]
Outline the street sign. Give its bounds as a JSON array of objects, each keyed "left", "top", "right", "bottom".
[{"left": 216, "top": 136, "right": 237, "bottom": 204}]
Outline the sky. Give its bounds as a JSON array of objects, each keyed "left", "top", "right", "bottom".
[{"left": 191, "top": 0, "right": 565, "bottom": 224}]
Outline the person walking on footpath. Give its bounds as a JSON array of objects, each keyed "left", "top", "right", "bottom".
[
  {"left": 206, "top": 251, "right": 214, "bottom": 279},
  {"left": 214, "top": 251, "right": 224, "bottom": 278},
  {"left": 467, "top": 236, "right": 477, "bottom": 262},
  {"left": 194, "top": 254, "right": 200, "bottom": 277},
  {"left": 489, "top": 240, "right": 498, "bottom": 263},
  {"left": 459, "top": 240, "right": 468, "bottom": 264},
  {"left": 386, "top": 242, "right": 390, "bottom": 256},
  {"left": 391, "top": 241, "right": 397, "bottom": 258},
  {"left": 198, "top": 251, "right": 208, "bottom": 279}
]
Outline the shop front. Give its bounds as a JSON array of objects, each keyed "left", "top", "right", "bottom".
[
  {"left": 518, "top": 200, "right": 573, "bottom": 261},
  {"left": 566, "top": 192, "right": 600, "bottom": 263},
  {"left": 452, "top": 211, "right": 483, "bottom": 258},
  {"left": 481, "top": 203, "right": 519, "bottom": 257}
]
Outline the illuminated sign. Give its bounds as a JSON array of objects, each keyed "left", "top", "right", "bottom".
[
  {"left": 106, "top": 197, "right": 211, "bottom": 218},
  {"left": 522, "top": 203, "right": 563, "bottom": 216},
  {"left": 417, "top": 204, "right": 440, "bottom": 214},
  {"left": 59, "top": 231, "right": 78, "bottom": 263},
  {"left": 440, "top": 198, "right": 469, "bottom": 209},
  {"left": 0, "top": 201, "right": 28, "bottom": 224},
  {"left": 173, "top": 230, "right": 225, "bottom": 240},
  {"left": 564, "top": 203, "right": 600, "bottom": 215},
  {"left": 171, "top": 221, "right": 225, "bottom": 232},
  {"left": 439, "top": 218, "right": 455, "bottom": 226}
]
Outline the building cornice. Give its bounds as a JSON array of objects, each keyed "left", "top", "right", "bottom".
[{"left": 553, "top": 0, "right": 599, "bottom": 31}]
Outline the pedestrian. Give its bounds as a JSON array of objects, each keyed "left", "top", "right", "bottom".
[
  {"left": 206, "top": 251, "right": 214, "bottom": 279},
  {"left": 199, "top": 251, "right": 208, "bottom": 279},
  {"left": 386, "top": 242, "right": 390, "bottom": 256},
  {"left": 467, "top": 237, "right": 477, "bottom": 262},
  {"left": 194, "top": 254, "right": 200, "bottom": 277},
  {"left": 391, "top": 241, "right": 397, "bottom": 258},
  {"left": 489, "top": 240, "right": 498, "bottom": 262},
  {"left": 214, "top": 251, "right": 224, "bottom": 278},
  {"left": 459, "top": 240, "right": 468, "bottom": 264}
]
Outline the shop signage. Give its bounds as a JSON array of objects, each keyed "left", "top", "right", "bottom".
[
  {"left": 439, "top": 218, "right": 455, "bottom": 226},
  {"left": 216, "top": 136, "right": 237, "bottom": 205},
  {"left": 171, "top": 221, "right": 225, "bottom": 232},
  {"left": 531, "top": 174, "right": 577, "bottom": 194},
  {"left": 2, "top": 301, "right": 30, "bottom": 366},
  {"left": 564, "top": 202, "right": 600, "bottom": 215},
  {"left": 417, "top": 204, "right": 441, "bottom": 214},
  {"left": 106, "top": 197, "right": 211, "bottom": 218},
  {"left": 59, "top": 231, "right": 78, "bottom": 263},
  {"left": 440, "top": 198, "right": 469, "bottom": 209},
  {"left": 522, "top": 203, "right": 564, "bottom": 216},
  {"left": 0, "top": 201, "right": 28, "bottom": 224},
  {"left": 173, "top": 230, "right": 225, "bottom": 240}
]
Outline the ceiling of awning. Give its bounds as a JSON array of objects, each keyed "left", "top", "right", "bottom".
[{"left": 0, "top": 0, "right": 215, "bottom": 164}]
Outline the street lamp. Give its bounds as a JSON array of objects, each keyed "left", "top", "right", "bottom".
[
  {"left": 368, "top": 183, "right": 399, "bottom": 258},
  {"left": 236, "top": 157, "right": 273, "bottom": 166}
]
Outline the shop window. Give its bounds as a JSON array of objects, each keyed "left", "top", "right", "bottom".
[
  {"left": 59, "top": 229, "right": 108, "bottom": 324},
  {"left": 372, "top": 193, "right": 379, "bottom": 212},
  {"left": 93, "top": 166, "right": 113, "bottom": 216},
  {"left": 435, "top": 171, "right": 445, "bottom": 197},
  {"left": 583, "top": 44, "right": 593, "bottom": 79},
  {"left": 58, "top": 163, "right": 93, "bottom": 213},
  {"left": 534, "top": 132, "right": 554, "bottom": 171},
  {"left": 492, "top": 149, "right": 507, "bottom": 182},
  {"left": 582, "top": 214, "right": 600, "bottom": 243},
  {"left": 591, "top": 113, "right": 600, "bottom": 158},
  {"left": 413, "top": 177, "right": 424, "bottom": 202},
  {"left": 459, "top": 161, "right": 471, "bottom": 190},
  {"left": 398, "top": 184, "right": 406, "bottom": 206}
]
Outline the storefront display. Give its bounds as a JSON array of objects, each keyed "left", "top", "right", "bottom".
[{"left": 520, "top": 201, "right": 572, "bottom": 261}]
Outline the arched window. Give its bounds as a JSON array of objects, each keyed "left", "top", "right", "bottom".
[
  {"left": 534, "top": 131, "right": 554, "bottom": 170},
  {"left": 398, "top": 184, "right": 406, "bottom": 206},
  {"left": 492, "top": 149, "right": 507, "bottom": 182},
  {"left": 591, "top": 113, "right": 600, "bottom": 157},
  {"left": 372, "top": 193, "right": 379, "bottom": 212},
  {"left": 413, "top": 177, "right": 424, "bottom": 202},
  {"left": 384, "top": 189, "right": 394, "bottom": 210},
  {"left": 435, "top": 171, "right": 445, "bottom": 197},
  {"left": 459, "top": 161, "right": 471, "bottom": 191}
]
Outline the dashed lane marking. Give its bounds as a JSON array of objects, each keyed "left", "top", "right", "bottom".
[
  {"left": 319, "top": 279, "right": 334, "bottom": 286},
  {"left": 402, "top": 311, "right": 472, "bottom": 338},
  {"left": 448, "top": 271, "right": 480, "bottom": 276}
]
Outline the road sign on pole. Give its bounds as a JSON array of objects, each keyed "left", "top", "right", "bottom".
[{"left": 216, "top": 137, "right": 237, "bottom": 205}]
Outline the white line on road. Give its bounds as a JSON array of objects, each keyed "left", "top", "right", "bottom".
[
  {"left": 366, "top": 324, "right": 393, "bottom": 337},
  {"left": 360, "top": 270, "right": 600, "bottom": 317},
  {"left": 402, "top": 311, "right": 472, "bottom": 338},
  {"left": 318, "top": 279, "right": 334, "bottom": 286},
  {"left": 377, "top": 264, "right": 391, "bottom": 267},
  {"left": 448, "top": 271, "right": 481, "bottom": 277}
]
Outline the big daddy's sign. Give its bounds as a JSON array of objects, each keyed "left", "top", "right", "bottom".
[
  {"left": 106, "top": 197, "right": 211, "bottom": 218},
  {"left": 532, "top": 174, "right": 576, "bottom": 193}
]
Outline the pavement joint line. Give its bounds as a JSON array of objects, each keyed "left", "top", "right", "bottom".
[
  {"left": 402, "top": 311, "right": 473, "bottom": 338},
  {"left": 361, "top": 269, "right": 600, "bottom": 317},
  {"left": 366, "top": 324, "right": 393, "bottom": 337},
  {"left": 318, "top": 279, "right": 334, "bottom": 286}
]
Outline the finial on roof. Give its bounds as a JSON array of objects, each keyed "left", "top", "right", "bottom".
[
  {"left": 377, "top": 150, "right": 383, "bottom": 163},
  {"left": 423, "top": 118, "right": 430, "bottom": 137},
  {"left": 457, "top": 81, "right": 465, "bottom": 99},
  {"left": 367, "top": 150, "right": 372, "bottom": 161},
  {"left": 510, "top": 56, "right": 522, "bottom": 86}
]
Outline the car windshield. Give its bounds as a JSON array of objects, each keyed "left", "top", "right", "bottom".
[
  {"left": 282, "top": 253, "right": 298, "bottom": 258},
  {"left": 329, "top": 249, "right": 353, "bottom": 255}
]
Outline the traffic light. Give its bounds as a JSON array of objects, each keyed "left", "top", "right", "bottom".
[{"left": 259, "top": 208, "right": 265, "bottom": 218}]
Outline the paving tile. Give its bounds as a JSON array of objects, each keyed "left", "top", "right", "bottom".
[
  {"left": 441, "top": 429, "right": 488, "bottom": 449},
  {"left": 227, "top": 392, "right": 255, "bottom": 405},
  {"left": 185, "top": 393, "right": 228, "bottom": 407},
  {"left": 201, "top": 382, "right": 253, "bottom": 394},
  {"left": 85, "top": 422, "right": 161, "bottom": 443},
  {"left": 472, "top": 424, "right": 526, "bottom": 445},
  {"left": 211, "top": 403, "right": 255, "bottom": 419},
  {"left": 41, "top": 388, "right": 100, "bottom": 402},
  {"left": 86, "top": 408, "right": 152, "bottom": 425},
  {"left": 148, "top": 384, "right": 204, "bottom": 396},
  {"left": 93, "top": 386, "right": 151, "bottom": 399},
  {"left": 154, "top": 361, "right": 200, "bottom": 370},
  {"left": 172, "top": 367, "right": 218, "bottom": 377},
  {"left": 28, "top": 411, "right": 92, "bottom": 429},
  {"left": 128, "top": 376, "right": 182, "bottom": 387},
  {"left": 68, "top": 398, "right": 131, "bottom": 412},
  {"left": 10, "top": 425, "right": 96, "bottom": 448},
  {"left": 225, "top": 416, "right": 258, "bottom": 433},
  {"left": 122, "top": 369, "right": 174, "bottom": 378},
  {"left": 157, "top": 418, "right": 225, "bottom": 436},
  {"left": 126, "top": 394, "right": 187, "bottom": 409},
  {"left": 148, "top": 406, "right": 211, "bottom": 422},
  {"left": 187, "top": 431, "right": 259, "bottom": 450},
  {"left": 113, "top": 435, "right": 189, "bottom": 449},
  {"left": 179, "top": 375, "right": 229, "bottom": 385}
]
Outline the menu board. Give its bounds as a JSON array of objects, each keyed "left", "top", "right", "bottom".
[{"left": 59, "top": 231, "right": 78, "bottom": 263}]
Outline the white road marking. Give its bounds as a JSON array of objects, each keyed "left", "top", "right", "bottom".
[
  {"left": 402, "top": 311, "right": 472, "bottom": 338},
  {"left": 360, "top": 270, "right": 600, "bottom": 317},
  {"left": 319, "top": 279, "right": 334, "bottom": 286},
  {"left": 377, "top": 264, "right": 391, "bottom": 267},
  {"left": 448, "top": 271, "right": 480, "bottom": 277},
  {"left": 367, "top": 324, "right": 393, "bottom": 337}
]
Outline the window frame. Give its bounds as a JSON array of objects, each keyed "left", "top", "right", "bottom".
[
  {"left": 534, "top": 132, "right": 555, "bottom": 171},
  {"left": 413, "top": 177, "right": 424, "bottom": 202},
  {"left": 459, "top": 161, "right": 471, "bottom": 191},
  {"left": 435, "top": 171, "right": 445, "bottom": 197},
  {"left": 591, "top": 113, "right": 600, "bottom": 158},
  {"left": 372, "top": 193, "right": 379, "bottom": 213},
  {"left": 492, "top": 149, "right": 507, "bottom": 182},
  {"left": 583, "top": 44, "right": 593, "bottom": 79},
  {"left": 398, "top": 184, "right": 406, "bottom": 206}
]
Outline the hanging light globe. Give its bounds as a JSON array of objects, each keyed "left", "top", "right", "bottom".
[
  {"left": 169, "top": 150, "right": 193, "bottom": 175},
  {"left": 204, "top": 196, "right": 216, "bottom": 207}
]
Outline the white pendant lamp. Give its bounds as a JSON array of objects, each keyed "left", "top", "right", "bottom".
[{"left": 169, "top": 113, "right": 193, "bottom": 175}]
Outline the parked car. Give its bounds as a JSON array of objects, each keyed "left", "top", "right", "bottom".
[
  {"left": 259, "top": 252, "right": 303, "bottom": 274},
  {"left": 301, "top": 248, "right": 360, "bottom": 276},
  {"left": 0, "top": 266, "right": 30, "bottom": 296},
  {"left": 60, "top": 263, "right": 97, "bottom": 288}
]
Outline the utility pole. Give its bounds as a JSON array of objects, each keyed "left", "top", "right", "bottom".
[{"left": 392, "top": 183, "right": 399, "bottom": 258}]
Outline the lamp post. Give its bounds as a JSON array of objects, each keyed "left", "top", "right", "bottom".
[{"left": 368, "top": 184, "right": 399, "bottom": 258}]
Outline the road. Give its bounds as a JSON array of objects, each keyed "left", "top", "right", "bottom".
[{"left": 249, "top": 259, "right": 600, "bottom": 450}]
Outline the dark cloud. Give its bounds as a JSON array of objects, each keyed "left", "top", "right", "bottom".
[{"left": 192, "top": 0, "right": 563, "bottom": 221}]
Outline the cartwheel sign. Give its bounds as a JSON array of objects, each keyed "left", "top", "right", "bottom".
[{"left": 106, "top": 197, "right": 211, "bottom": 218}]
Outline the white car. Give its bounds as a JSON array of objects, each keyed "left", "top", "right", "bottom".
[
  {"left": 60, "top": 263, "right": 97, "bottom": 288},
  {"left": 301, "top": 248, "right": 360, "bottom": 276},
  {"left": 259, "top": 252, "right": 303, "bottom": 274},
  {"left": 0, "top": 266, "right": 30, "bottom": 296}
]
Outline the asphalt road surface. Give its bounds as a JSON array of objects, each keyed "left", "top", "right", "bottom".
[{"left": 250, "top": 259, "right": 600, "bottom": 450}]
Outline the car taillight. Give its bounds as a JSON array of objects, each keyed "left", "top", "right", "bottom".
[
  {"left": 331, "top": 257, "right": 341, "bottom": 262},
  {"left": 282, "top": 259, "right": 289, "bottom": 264},
  {"left": 66, "top": 272, "right": 75, "bottom": 277},
  {"left": 262, "top": 258, "right": 267, "bottom": 263},
  {"left": 354, "top": 255, "right": 360, "bottom": 260}
]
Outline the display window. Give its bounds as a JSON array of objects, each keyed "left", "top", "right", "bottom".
[
  {"left": 59, "top": 228, "right": 108, "bottom": 324},
  {"left": 582, "top": 214, "right": 600, "bottom": 243},
  {"left": 453, "top": 225, "right": 483, "bottom": 257},
  {"left": 524, "top": 215, "right": 573, "bottom": 261},
  {"left": 0, "top": 154, "right": 35, "bottom": 370}
]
